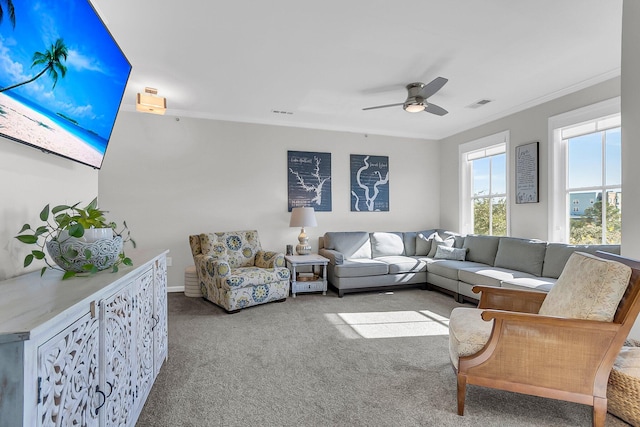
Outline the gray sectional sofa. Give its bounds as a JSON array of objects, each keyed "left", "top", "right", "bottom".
[{"left": 318, "top": 230, "right": 620, "bottom": 301}]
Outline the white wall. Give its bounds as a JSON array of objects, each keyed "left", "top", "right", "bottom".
[
  {"left": 98, "top": 113, "right": 440, "bottom": 287},
  {"left": 0, "top": 137, "right": 98, "bottom": 280},
  {"left": 438, "top": 77, "right": 621, "bottom": 240}
]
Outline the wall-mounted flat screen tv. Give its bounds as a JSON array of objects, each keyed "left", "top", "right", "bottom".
[{"left": 0, "top": 0, "right": 131, "bottom": 169}]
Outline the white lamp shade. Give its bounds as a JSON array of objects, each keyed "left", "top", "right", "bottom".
[{"left": 289, "top": 207, "right": 317, "bottom": 227}]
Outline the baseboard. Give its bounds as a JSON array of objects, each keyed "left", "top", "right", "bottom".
[{"left": 167, "top": 286, "right": 184, "bottom": 293}]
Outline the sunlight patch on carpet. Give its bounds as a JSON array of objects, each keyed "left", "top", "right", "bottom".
[{"left": 324, "top": 310, "right": 449, "bottom": 339}]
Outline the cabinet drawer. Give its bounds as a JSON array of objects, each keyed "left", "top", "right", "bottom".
[{"left": 293, "top": 280, "right": 325, "bottom": 293}]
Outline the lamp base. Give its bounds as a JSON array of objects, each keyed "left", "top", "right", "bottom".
[
  {"left": 296, "top": 243, "right": 311, "bottom": 255},
  {"left": 296, "top": 227, "right": 311, "bottom": 255}
]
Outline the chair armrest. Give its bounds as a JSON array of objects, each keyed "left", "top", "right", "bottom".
[
  {"left": 194, "top": 254, "right": 231, "bottom": 279},
  {"left": 481, "top": 309, "right": 619, "bottom": 332},
  {"left": 472, "top": 285, "right": 547, "bottom": 313},
  {"left": 460, "top": 309, "right": 621, "bottom": 395},
  {"left": 255, "top": 251, "right": 285, "bottom": 268},
  {"left": 318, "top": 248, "right": 344, "bottom": 265}
]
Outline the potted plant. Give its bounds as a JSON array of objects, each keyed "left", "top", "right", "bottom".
[{"left": 15, "top": 198, "right": 136, "bottom": 279}]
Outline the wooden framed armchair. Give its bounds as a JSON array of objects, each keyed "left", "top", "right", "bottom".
[
  {"left": 448, "top": 251, "right": 640, "bottom": 427},
  {"left": 189, "top": 230, "right": 290, "bottom": 313}
]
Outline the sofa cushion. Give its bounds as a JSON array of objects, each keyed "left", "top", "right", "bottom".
[
  {"left": 458, "top": 265, "right": 535, "bottom": 287},
  {"left": 376, "top": 256, "right": 427, "bottom": 274},
  {"left": 371, "top": 232, "right": 405, "bottom": 257},
  {"left": 542, "top": 243, "right": 621, "bottom": 279},
  {"left": 494, "top": 238, "right": 547, "bottom": 276},
  {"left": 451, "top": 234, "right": 466, "bottom": 249},
  {"left": 458, "top": 266, "right": 536, "bottom": 288},
  {"left": 415, "top": 229, "right": 438, "bottom": 256},
  {"left": 333, "top": 258, "right": 388, "bottom": 278},
  {"left": 500, "top": 277, "right": 557, "bottom": 292},
  {"left": 462, "top": 235, "right": 501, "bottom": 266},
  {"left": 448, "top": 307, "right": 493, "bottom": 369},
  {"left": 426, "top": 259, "right": 487, "bottom": 281},
  {"left": 539, "top": 252, "right": 631, "bottom": 322},
  {"left": 427, "top": 234, "right": 455, "bottom": 258},
  {"left": 403, "top": 232, "right": 417, "bottom": 256},
  {"left": 434, "top": 246, "right": 467, "bottom": 261},
  {"left": 324, "top": 232, "right": 372, "bottom": 259}
]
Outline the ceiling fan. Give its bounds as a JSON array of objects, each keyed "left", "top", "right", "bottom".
[{"left": 362, "top": 77, "right": 449, "bottom": 116}]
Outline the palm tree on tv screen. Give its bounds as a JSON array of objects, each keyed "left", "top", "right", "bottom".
[
  {"left": 0, "top": 38, "right": 68, "bottom": 93},
  {"left": 0, "top": 0, "right": 16, "bottom": 28}
]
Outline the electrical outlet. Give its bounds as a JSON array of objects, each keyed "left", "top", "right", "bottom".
[{"left": 166, "top": 257, "right": 172, "bottom": 267}]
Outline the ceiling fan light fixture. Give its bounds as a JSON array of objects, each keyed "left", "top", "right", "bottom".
[{"left": 404, "top": 103, "right": 426, "bottom": 113}]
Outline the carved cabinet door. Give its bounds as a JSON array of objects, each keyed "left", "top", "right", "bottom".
[
  {"left": 37, "top": 309, "right": 100, "bottom": 427},
  {"left": 135, "top": 268, "right": 155, "bottom": 408},
  {"left": 153, "top": 257, "right": 168, "bottom": 376},
  {"left": 101, "top": 285, "right": 134, "bottom": 427}
]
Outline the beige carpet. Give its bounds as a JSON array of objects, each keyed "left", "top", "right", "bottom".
[{"left": 136, "top": 288, "right": 630, "bottom": 427}]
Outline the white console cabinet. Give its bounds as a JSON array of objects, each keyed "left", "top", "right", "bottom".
[{"left": 0, "top": 250, "right": 168, "bottom": 427}]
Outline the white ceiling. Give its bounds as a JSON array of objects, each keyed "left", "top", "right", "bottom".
[{"left": 92, "top": 0, "right": 622, "bottom": 140}]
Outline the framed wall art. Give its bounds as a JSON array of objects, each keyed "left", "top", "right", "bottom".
[
  {"left": 515, "top": 141, "right": 539, "bottom": 204},
  {"left": 350, "top": 154, "right": 389, "bottom": 212},
  {"left": 287, "top": 150, "right": 332, "bottom": 211}
]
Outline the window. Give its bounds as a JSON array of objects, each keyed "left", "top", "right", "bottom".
[
  {"left": 459, "top": 131, "right": 509, "bottom": 235},
  {"left": 565, "top": 121, "right": 621, "bottom": 244},
  {"left": 548, "top": 98, "right": 621, "bottom": 244}
]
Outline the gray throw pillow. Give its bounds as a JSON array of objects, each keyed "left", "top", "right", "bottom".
[
  {"left": 416, "top": 230, "right": 437, "bottom": 256},
  {"left": 434, "top": 246, "right": 467, "bottom": 261}
]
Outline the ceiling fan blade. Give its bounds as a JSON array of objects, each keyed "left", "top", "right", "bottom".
[
  {"left": 424, "top": 103, "right": 448, "bottom": 116},
  {"left": 418, "top": 77, "right": 448, "bottom": 99},
  {"left": 362, "top": 103, "right": 404, "bottom": 111}
]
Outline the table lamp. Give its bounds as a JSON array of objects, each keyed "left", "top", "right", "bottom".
[{"left": 289, "top": 207, "right": 317, "bottom": 255}]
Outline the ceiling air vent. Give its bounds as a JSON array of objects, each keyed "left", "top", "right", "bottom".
[{"left": 467, "top": 99, "right": 492, "bottom": 109}]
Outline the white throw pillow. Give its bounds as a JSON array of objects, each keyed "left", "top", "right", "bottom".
[{"left": 427, "top": 234, "right": 454, "bottom": 258}]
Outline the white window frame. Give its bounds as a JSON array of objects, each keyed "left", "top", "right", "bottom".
[
  {"left": 547, "top": 97, "right": 621, "bottom": 243},
  {"left": 459, "top": 130, "right": 510, "bottom": 235}
]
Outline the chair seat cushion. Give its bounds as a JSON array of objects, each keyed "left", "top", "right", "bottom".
[
  {"left": 448, "top": 307, "right": 494, "bottom": 369},
  {"left": 221, "top": 266, "right": 290, "bottom": 290},
  {"left": 538, "top": 251, "right": 631, "bottom": 322}
]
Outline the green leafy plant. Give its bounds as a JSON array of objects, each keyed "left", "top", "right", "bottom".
[{"left": 15, "top": 198, "right": 136, "bottom": 279}]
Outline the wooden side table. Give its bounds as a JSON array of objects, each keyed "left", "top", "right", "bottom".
[{"left": 284, "top": 254, "right": 329, "bottom": 297}]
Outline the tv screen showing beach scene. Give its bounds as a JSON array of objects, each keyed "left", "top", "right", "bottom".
[{"left": 0, "top": 0, "right": 131, "bottom": 169}]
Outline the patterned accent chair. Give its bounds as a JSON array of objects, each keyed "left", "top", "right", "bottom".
[
  {"left": 189, "top": 230, "right": 290, "bottom": 312},
  {"left": 448, "top": 251, "right": 640, "bottom": 427}
]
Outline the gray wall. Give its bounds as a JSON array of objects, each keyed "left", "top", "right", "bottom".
[
  {"left": 98, "top": 113, "right": 441, "bottom": 287},
  {"left": 622, "top": 0, "right": 640, "bottom": 259},
  {"left": 622, "top": 0, "right": 640, "bottom": 338},
  {"left": 438, "top": 77, "right": 621, "bottom": 240}
]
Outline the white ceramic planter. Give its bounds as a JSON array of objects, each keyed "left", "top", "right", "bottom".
[{"left": 47, "top": 229, "right": 122, "bottom": 272}]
